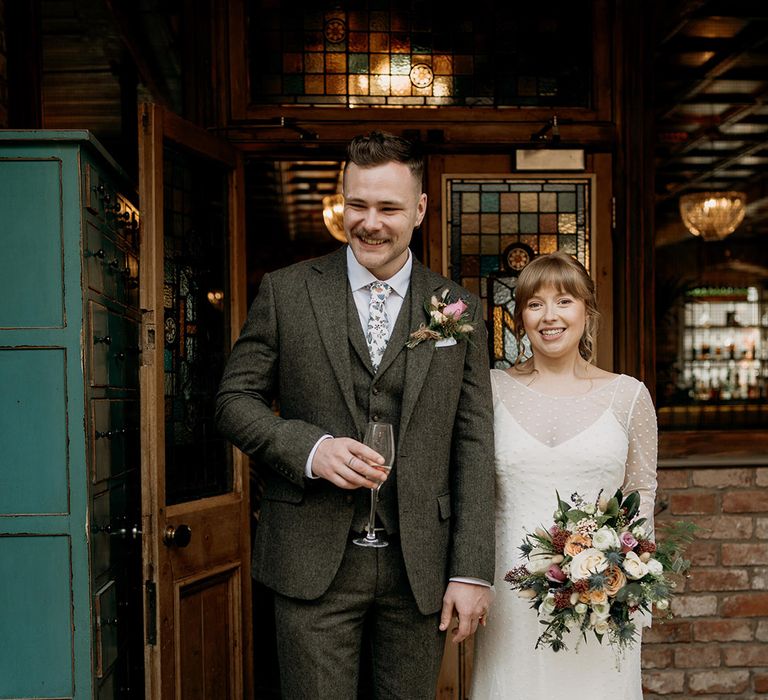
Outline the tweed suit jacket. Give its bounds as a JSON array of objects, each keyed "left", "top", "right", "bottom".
[{"left": 215, "top": 246, "right": 495, "bottom": 615}]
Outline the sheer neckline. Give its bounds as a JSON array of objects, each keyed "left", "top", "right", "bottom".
[{"left": 492, "top": 368, "right": 623, "bottom": 398}]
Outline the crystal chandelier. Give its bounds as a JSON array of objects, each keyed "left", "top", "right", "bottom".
[{"left": 679, "top": 191, "right": 747, "bottom": 241}]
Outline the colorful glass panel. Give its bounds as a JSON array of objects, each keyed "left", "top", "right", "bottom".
[
  {"left": 248, "top": 1, "right": 592, "bottom": 108},
  {"left": 445, "top": 177, "right": 591, "bottom": 367}
]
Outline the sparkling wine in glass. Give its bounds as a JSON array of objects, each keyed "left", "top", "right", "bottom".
[{"left": 352, "top": 421, "right": 395, "bottom": 548}]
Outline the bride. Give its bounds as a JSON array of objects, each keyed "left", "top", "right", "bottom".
[{"left": 471, "top": 251, "right": 657, "bottom": 699}]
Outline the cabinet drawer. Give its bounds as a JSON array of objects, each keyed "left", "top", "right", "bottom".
[
  {"left": 94, "top": 580, "right": 119, "bottom": 678},
  {"left": 90, "top": 399, "right": 139, "bottom": 484},
  {"left": 91, "top": 486, "right": 128, "bottom": 578},
  {"left": 85, "top": 221, "right": 139, "bottom": 307},
  {"left": 89, "top": 302, "right": 140, "bottom": 388}
]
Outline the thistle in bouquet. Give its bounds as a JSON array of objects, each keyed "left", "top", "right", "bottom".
[{"left": 505, "top": 489, "right": 696, "bottom": 654}]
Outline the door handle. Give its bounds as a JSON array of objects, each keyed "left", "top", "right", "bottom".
[{"left": 163, "top": 524, "right": 192, "bottom": 548}]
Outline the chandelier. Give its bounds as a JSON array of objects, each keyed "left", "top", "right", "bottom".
[
  {"left": 322, "top": 193, "right": 346, "bottom": 242},
  {"left": 679, "top": 191, "right": 747, "bottom": 241}
]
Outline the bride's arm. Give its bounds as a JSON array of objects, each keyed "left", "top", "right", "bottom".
[{"left": 621, "top": 382, "right": 659, "bottom": 537}]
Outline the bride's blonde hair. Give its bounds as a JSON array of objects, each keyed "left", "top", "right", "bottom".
[{"left": 512, "top": 251, "right": 600, "bottom": 367}]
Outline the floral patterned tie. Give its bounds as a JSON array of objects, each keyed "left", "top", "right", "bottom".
[{"left": 366, "top": 281, "right": 392, "bottom": 372}]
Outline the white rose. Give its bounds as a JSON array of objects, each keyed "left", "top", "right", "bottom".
[
  {"left": 574, "top": 602, "right": 588, "bottom": 615},
  {"left": 569, "top": 548, "right": 609, "bottom": 580},
  {"left": 592, "top": 526, "right": 621, "bottom": 551},
  {"left": 583, "top": 503, "right": 596, "bottom": 515},
  {"left": 591, "top": 601, "right": 611, "bottom": 618},
  {"left": 590, "top": 614, "right": 611, "bottom": 635},
  {"left": 646, "top": 558, "right": 664, "bottom": 576},
  {"left": 527, "top": 547, "right": 559, "bottom": 574},
  {"left": 631, "top": 524, "right": 647, "bottom": 539},
  {"left": 655, "top": 598, "right": 669, "bottom": 610},
  {"left": 539, "top": 594, "right": 557, "bottom": 616},
  {"left": 623, "top": 551, "right": 649, "bottom": 580}
]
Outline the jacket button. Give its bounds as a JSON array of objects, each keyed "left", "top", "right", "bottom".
[
  {"left": 371, "top": 414, "right": 380, "bottom": 422},
  {"left": 346, "top": 495, "right": 354, "bottom": 504},
  {"left": 372, "top": 387, "right": 379, "bottom": 395}
]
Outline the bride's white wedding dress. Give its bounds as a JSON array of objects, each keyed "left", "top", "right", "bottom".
[{"left": 470, "top": 369, "right": 658, "bottom": 700}]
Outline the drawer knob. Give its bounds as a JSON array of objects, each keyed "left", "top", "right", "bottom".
[{"left": 163, "top": 524, "right": 192, "bottom": 548}]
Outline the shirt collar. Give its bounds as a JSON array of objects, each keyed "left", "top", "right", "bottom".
[{"left": 346, "top": 245, "right": 412, "bottom": 298}]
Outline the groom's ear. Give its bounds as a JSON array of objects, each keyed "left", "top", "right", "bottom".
[{"left": 415, "top": 192, "right": 427, "bottom": 228}]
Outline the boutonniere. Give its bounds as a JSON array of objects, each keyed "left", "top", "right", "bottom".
[{"left": 406, "top": 288, "right": 475, "bottom": 348}]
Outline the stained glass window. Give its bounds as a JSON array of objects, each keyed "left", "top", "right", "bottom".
[
  {"left": 444, "top": 176, "right": 592, "bottom": 367},
  {"left": 248, "top": 1, "right": 592, "bottom": 108},
  {"left": 163, "top": 145, "right": 232, "bottom": 505}
]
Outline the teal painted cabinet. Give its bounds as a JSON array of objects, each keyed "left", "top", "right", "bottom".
[{"left": 0, "top": 132, "right": 142, "bottom": 698}]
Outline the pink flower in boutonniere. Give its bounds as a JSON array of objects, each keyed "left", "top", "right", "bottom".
[
  {"left": 406, "top": 288, "right": 475, "bottom": 349},
  {"left": 443, "top": 298, "right": 468, "bottom": 320}
]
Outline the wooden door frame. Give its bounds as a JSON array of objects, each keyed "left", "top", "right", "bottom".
[{"left": 138, "top": 102, "right": 252, "bottom": 699}]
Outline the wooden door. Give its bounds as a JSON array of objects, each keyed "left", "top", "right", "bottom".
[{"left": 138, "top": 103, "right": 252, "bottom": 699}]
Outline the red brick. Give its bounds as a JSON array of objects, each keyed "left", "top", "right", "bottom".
[
  {"left": 756, "top": 468, "right": 768, "bottom": 487},
  {"left": 688, "top": 669, "right": 750, "bottom": 695},
  {"left": 693, "top": 619, "right": 754, "bottom": 642},
  {"left": 642, "top": 670, "right": 685, "bottom": 694},
  {"left": 723, "top": 644, "right": 768, "bottom": 666},
  {"left": 756, "top": 518, "right": 768, "bottom": 539},
  {"left": 642, "top": 646, "right": 674, "bottom": 669},
  {"left": 755, "top": 673, "right": 768, "bottom": 693},
  {"left": 752, "top": 568, "right": 768, "bottom": 590},
  {"left": 693, "top": 516, "right": 753, "bottom": 540},
  {"left": 669, "top": 492, "right": 717, "bottom": 514},
  {"left": 722, "top": 543, "right": 768, "bottom": 566},
  {"left": 692, "top": 468, "right": 753, "bottom": 488},
  {"left": 757, "top": 620, "right": 768, "bottom": 641},
  {"left": 721, "top": 592, "right": 768, "bottom": 618},
  {"left": 643, "top": 620, "right": 692, "bottom": 643},
  {"left": 674, "top": 644, "right": 720, "bottom": 668},
  {"left": 672, "top": 594, "right": 718, "bottom": 617},
  {"left": 658, "top": 469, "right": 689, "bottom": 489},
  {"left": 687, "top": 567, "right": 750, "bottom": 592},
  {"left": 690, "top": 542, "right": 720, "bottom": 566},
  {"left": 723, "top": 489, "right": 768, "bottom": 513}
]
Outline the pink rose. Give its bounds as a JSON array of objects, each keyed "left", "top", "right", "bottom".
[
  {"left": 545, "top": 564, "right": 567, "bottom": 583},
  {"left": 620, "top": 531, "right": 638, "bottom": 552},
  {"left": 443, "top": 299, "right": 468, "bottom": 319}
]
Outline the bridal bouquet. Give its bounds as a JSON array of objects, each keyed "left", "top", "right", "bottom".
[{"left": 505, "top": 489, "right": 695, "bottom": 654}]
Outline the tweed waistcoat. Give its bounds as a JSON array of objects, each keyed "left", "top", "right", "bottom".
[{"left": 347, "top": 286, "right": 411, "bottom": 533}]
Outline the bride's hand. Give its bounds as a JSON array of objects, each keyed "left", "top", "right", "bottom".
[{"left": 439, "top": 581, "right": 493, "bottom": 643}]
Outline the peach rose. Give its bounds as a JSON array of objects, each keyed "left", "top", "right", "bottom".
[
  {"left": 603, "top": 565, "right": 627, "bottom": 596},
  {"left": 564, "top": 533, "right": 592, "bottom": 557},
  {"left": 579, "top": 588, "right": 608, "bottom": 605}
]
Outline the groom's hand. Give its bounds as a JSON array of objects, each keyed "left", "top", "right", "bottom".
[
  {"left": 311, "top": 437, "right": 388, "bottom": 490},
  {"left": 440, "top": 582, "right": 492, "bottom": 643}
]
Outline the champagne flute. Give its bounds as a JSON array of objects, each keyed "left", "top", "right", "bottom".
[{"left": 352, "top": 421, "right": 395, "bottom": 548}]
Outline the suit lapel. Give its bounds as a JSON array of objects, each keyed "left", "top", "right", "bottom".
[
  {"left": 306, "top": 248, "right": 365, "bottom": 434},
  {"left": 398, "top": 260, "right": 445, "bottom": 449}
]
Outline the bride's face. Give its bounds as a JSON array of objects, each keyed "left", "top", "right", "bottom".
[{"left": 522, "top": 284, "right": 587, "bottom": 360}]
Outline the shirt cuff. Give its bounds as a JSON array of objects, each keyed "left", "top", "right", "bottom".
[
  {"left": 449, "top": 576, "right": 492, "bottom": 587},
  {"left": 305, "top": 434, "right": 333, "bottom": 478}
]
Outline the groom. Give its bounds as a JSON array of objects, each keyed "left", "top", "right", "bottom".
[{"left": 216, "top": 131, "right": 495, "bottom": 698}]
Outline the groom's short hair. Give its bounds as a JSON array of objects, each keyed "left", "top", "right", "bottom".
[{"left": 346, "top": 130, "right": 424, "bottom": 188}]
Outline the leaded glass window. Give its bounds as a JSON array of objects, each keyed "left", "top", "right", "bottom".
[
  {"left": 163, "top": 145, "right": 232, "bottom": 505},
  {"left": 444, "top": 176, "right": 592, "bottom": 367},
  {"left": 247, "top": 1, "right": 592, "bottom": 108}
]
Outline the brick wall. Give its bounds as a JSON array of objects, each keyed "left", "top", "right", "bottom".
[{"left": 642, "top": 465, "right": 768, "bottom": 698}]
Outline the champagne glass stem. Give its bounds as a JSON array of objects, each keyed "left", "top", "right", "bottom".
[{"left": 365, "top": 487, "right": 379, "bottom": 541}]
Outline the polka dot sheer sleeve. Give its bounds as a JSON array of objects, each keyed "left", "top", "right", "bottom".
[{"left": 621, "top": 381, "right": 658, "bottom": 536}]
